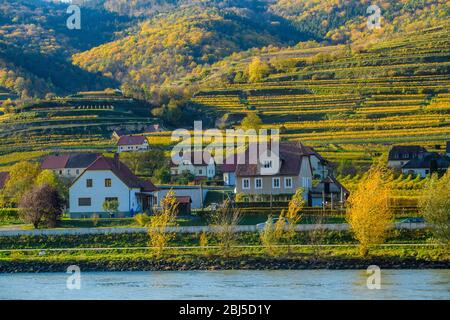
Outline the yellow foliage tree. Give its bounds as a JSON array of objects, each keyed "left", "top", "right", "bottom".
[
  {"left": 148, "top": 190, "right": 178, "bottom": 256},
  {"left": 419, "top": 171, "right": 450, "bottom": 245},
  {"left": 247, "top": 57, "right": 271, "bottom": 83},
  {"left": 346, "top": 165, "right": 393, "bottom": 256}
]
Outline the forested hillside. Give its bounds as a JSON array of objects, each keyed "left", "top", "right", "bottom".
[
  {"left": 72, "top": 3, "right": 309, "bottom": 99},
  {"left": 0, "top": 0, "right": 132, "bottom": 98}
]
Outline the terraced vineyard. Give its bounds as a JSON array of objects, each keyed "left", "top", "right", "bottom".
[
  {"left": 0, "top": 91, "right": 157, "bottom": 170},
  {"left": 192, "top": 26, "right": 450, "bottom": 167}
]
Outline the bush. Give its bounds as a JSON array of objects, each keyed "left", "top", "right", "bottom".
[
  {"left": 0, "top": 208, "right": 20, "bottom": 222},
  {"left": 134, "top": 213, "right": 150, "bottom": 227}
]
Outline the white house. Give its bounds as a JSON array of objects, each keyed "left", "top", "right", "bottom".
[
  {"left": 387, "top": 145, "right": 427, "bottom": 169},
  {"left": 117, "top": 135, "right": 149, "bottom": 153},
  {"left": 69, "top": 155, "right": 157, "bottom": 218},
  {"left": 170, "top": 151, "right": 216, "bottom": 180},
  {"left": 401, "top": 152, "right": 450, "bottom": 178},
  {"left": 41, "top": 153, "right": 99, "bottom": 180}
]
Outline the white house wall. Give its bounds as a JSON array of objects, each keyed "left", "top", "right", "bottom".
[
  {"left": 155, "top": 187, "right": 208, "bottom": 209},
  {"left": 69, "top": 170, "right": 135, "bottom": 214}
]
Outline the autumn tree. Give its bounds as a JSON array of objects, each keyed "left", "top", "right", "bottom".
[
  {"left": 283, "top": 189, "right": 305, "bottom": 250},
  {"left": 211, "top": 200, "right": 241, "bottom": 257},
  {"left": 346, "top": 165, "right": 393, "bottom": 256},
  {"left": 247, "top": 58, "right": 271, "bottom": 83},
  {"left": 260, "top": 190, "right": 304, "bottom": 255},
  {"left": 419, "top": 172, "right": 450, "bottom": 245},
  {"left": 19, "top": 184, "right": 64, "bottom": 228},
  {"left": 240, "top": 112, "right": 263, "bottom": 131},
  {"left": 35, "top": 169, "right": 68, "bottom": 201},
  {"left": 2, "top": 161, "right": 40, "bottom": 205},
  {"left": 148, "top": 190, "right": 178, "bottom": 256}
]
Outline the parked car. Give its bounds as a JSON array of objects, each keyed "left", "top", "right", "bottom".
[
  {"left": 206, "top": 203, "right": 219, "bottom": 211},
  {"left": 399, "top": 217, "right": 425, "bottom": 223},
  {"left": 256, "top": 217, "right": 290, "bottom": 231}
]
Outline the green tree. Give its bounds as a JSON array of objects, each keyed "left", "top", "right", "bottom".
[{"left": 103, "top": 199, "right": 119, "bottom": 218}]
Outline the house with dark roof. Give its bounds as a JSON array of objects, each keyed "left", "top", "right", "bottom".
[
  {"left": 309, "top": 176, "right": 350, "bottom": 208},
  {"left": 117, "top": 135, "right": 149, "bottom": 153},
  {"left": 170, "top": 151, "right": 216, "bottom": 180},
  {"left": 387, "top": 145, "right": 427, "bottom": 169},
  {"left": 235, "top": 141, "right": 314, "bottom": 202},
  {"left": 401, "top": 152, "right": 450, "bottom": 178},
  {"left": 234, "top": 141, "right": 344, "bottom": 205},
  {"left": 41, "top": 153, "right": 99, "bottom": 179},
  {"left": 69, "top": 154, "right": 158, "bottom": 218},
  {"left": 0, "top": 172, "right": 9, "bottom": 190}
]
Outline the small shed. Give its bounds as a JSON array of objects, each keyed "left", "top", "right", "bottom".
[
  {"left": 175, "top": 196, "right": 192, "bottom": 215},
  {"left": 309, "top": 176, "right": 350, "bottom": 208}
]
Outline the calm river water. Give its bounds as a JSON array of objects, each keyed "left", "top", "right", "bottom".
[{"left": 0, "top": 270, "right": 449, "bottom": 300}]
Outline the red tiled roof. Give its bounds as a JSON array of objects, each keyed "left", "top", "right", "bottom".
[
  {"left": 41, "top": 155, "right": 70, "bottom": 170},
  {"left": 84, "top": 156, "right": 157, "bottom": 192},
  {"left": 0, "top": 172, "right": 9, "bottom": 189},
  {"left": 175, "top": 196, "right": 192, "bottom": 204},
  {"left": 118, "top": 135, "right": 147, "bottom": 146}
]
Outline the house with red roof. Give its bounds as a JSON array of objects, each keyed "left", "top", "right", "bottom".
[
  {"left": 69, "top": 154, "right": 157, "bottom": 218},
  {"left": 117, "top": 135, "right": 149, "bottom": 153},
  {"left": 41, "top": 153, "right": 99, "bottom": 179}
]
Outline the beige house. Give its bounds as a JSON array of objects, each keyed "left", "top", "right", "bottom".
[{"left": 235, "top": 141, "right": 314, "bottom": 202}]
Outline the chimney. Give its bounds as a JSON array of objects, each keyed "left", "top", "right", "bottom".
[{"left": 114, "top": 153, "right": 120, "bottom": 168}]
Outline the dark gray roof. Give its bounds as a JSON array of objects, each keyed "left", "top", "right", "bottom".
[
  {"left": 402, "top": 153, "right": 450, "bottom": 169},
  {"left": 65, "top": 153, "right": 99, "bottom": 168},
  {"left": 388, "top": 145, "right": 427, "bottom": 161},
  {"left": 236, "top": 141, "right": 317, "bottom": 177}
]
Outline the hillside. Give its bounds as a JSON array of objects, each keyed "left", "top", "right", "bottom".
[
  {"left": 190, "top": 25, "right": 450, "bottom": 168},
  {"left": 0, "top": 0, "right": 132, "bottom": 97},
  {"left": 72, "top": 3, "right": 308, "bottom": 99},
  {"left": 0, "top": 90, "right": 160, "bottom": 169}
]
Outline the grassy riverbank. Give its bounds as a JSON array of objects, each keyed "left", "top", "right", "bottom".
[
  {"left": 0, "top": 245, "right": 448, "bottom": 273},
  {"left": 0, "top": 229, "right": 447, "bottom": 272}
]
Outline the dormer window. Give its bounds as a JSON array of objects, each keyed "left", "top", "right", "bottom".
[{"left": 263, "top": 161, "right": 272, "bottom": 168}]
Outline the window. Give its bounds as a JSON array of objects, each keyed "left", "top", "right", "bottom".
[
  {"left": 302, "top": 177, "right": 311, "bottom": 189},
  {"left": 285, "top": 177, "right": 293, "bottom": 188},
  {"left": 255, "top": 178, "right": 263, "bottom": 189},
  {"left": 242, "top": 178, "right": 250, "bottom": 189},
  {"left": 272, "top": 177, "right": 280, "bottom": 188},
  {"left": 78, "top": 198, "right": 91, "bottom": 206},
  {"left": 199, "top": 169, "right": 203, "bottom": 175},
  {"left": 263, "top": 160, "right": 272, "bottom": 168},
  {"left": 86, "top": 179, "right": 93, "bottom": 188},
  {"left": 76, "top": 169, "right": 80, "bottom": 175},
  {"left": 105, "top": 178, "right": 112, "bottom": 187},
  {"left": 59, "top": 170, "right": 63, "bottom": 175}
]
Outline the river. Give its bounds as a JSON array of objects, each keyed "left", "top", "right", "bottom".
[{"left": 0, "top": 270, "right": 449, "bottom": 300}]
